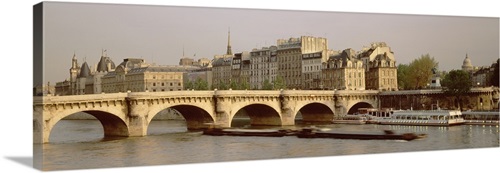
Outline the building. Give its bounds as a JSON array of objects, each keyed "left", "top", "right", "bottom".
[
  {"left": 460, "top": 54, "right": 498, "bottom": 87},
  {"left": 211, "top": 29, "right": 234, "bottom": 89},
  {"left": 322, "top": 49, "right": 365, "bottom": 90},
  {"left": 302, "top": 51, "right": 327, "bottom": 89},
  {"left": 277, "top": 36, "right": 328, "bottom": 89},
  {"left": 250, "top": 46, "right": 278, "bottom": 89},
  {"left": 101, "top": 58, "right": 200, "bottom": 93},
  {"left": 211, "top": 57, "right": 232, "bottom": 89},
  {"left": 359, "top": 42, "right": 398, "bottom": 91},
  {"left": 461, "top": 53, "right": 474, "bottom": 72},
  {"left": 183, "top": 67, "right": 213, "bottom": 90},
  {"left": 232, "top": 51, "right": 251, "bottom": 89},
  {"left": 55, "top": 51, "right": 116, "bottom": 95}
]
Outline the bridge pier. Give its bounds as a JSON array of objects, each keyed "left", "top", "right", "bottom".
[{"left": 126, "top": 98, "right": 149, "bottom": 137}]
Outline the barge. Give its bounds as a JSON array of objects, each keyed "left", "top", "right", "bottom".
[{"left": 297, "top": 128, "right": 425, "bottom": 141}]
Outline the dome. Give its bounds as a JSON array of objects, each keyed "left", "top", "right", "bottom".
[
  {"left": 79, "top": 62, "right": 91, "bottom": 78},
  {"left": 462, "top": 54, "right": 473, "bottom": 71},
  {"left": 97, "top": 56, "right": 115, "bottom": 72}
]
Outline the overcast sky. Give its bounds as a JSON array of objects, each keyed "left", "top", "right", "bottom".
[{"left": 42, "top": 1, "right": 499, "bottom": 84}]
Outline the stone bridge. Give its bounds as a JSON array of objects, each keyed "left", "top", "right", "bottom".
[{"left": 33, "top": 90, "right": 379, "bottom": 143}]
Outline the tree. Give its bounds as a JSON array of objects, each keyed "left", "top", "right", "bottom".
[
  {"left": 262, "top": 79, "right": 273, "bottom": 90},
  {"left": 184, "top": 80, "right": 194, "bottom": 90},
  {"left": 491, "top": 59, "right": 499, "bottom": 87},
  {"left": 407, "top": 54, "right": 439, "bottom": 89},
  {"left": 441, "top": 70, "right": 472, "bottom": 111},
  {"left": 273, "top": 76, "right": 286, "bottom": 90},
  {"left": 193, "top": 78, "right": 208, "bottom": 90},
  {"left": 217, "top": 81, "right": 228, "bottom": 90},
  {"left": 239, "top": 80, "right": 250, "bottom": 90},
  {"left": 397, "top": 64, "right": 410, "bottom": 90},
  {"left": 230, "top": 80, "right": 239, "bottom": 90}
]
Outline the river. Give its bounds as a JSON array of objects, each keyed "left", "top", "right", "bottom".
[{"left": 36, "top": 119, "right": 499, "bottom": 171}]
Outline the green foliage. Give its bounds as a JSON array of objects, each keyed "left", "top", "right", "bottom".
[
  {"left": 397, "top": 64, "right": 410, "bottom": 90},
  {"left": 185, "top": 78, "right": 209, "bottom": 90},
  {"left": 492, "top": 59, "right": 499, "bottom": 87},
  {"left": 407, "top": 54, "right": 439, "bottom": 89},
  {"left": 193, "top": 78, "right": 209, "bottom": 90},
  {"left": 217, "top": 80, "right": 228, "bottom": 90},
  {"left": 441, "top": 69, "right": 472, "bottom": 110},
  {"left": 273, "top": 76, "right": 286, "bottom": 90},
  {"left": 262, "top": 79, "right": 274, "bottom": 90},
  {"left": 184, "top": 80, "right": 194, "bottom": 90},
  {"left": 239, "top": 80, "right": 250, "bottom": 90},
  {"left": 230, "top": 80, "right": 239, "bottom": 90}
]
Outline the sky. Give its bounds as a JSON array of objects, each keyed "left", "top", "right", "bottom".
[
  {"left": 1, "top": 1, "right": 500, "bottom": 173},
  {"left": 41, "top": 1, "right": 499, "bottom": 85}
]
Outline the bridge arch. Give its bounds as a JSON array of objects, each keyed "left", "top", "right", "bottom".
[
  {"left": 295, "top": 102, "right": 335, "bottom": 122},
  {"left": 231, "top": 104, "right": 282, "bottom": 126},
  {"left": 146, "top": 104, "right": 215, "bottom": 130},
  {"left": 347, "top": 102, "right": 375, "bottom": 114},
  {"left": 46, "top": 109, "right": 129, "bottom": 143}
]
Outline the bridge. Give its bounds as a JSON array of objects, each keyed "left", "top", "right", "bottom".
[{"left": 33, "top": 90, "right": 379, "bottom": 143}]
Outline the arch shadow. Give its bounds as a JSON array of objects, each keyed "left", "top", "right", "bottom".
[
  {"left": 148, "top": 105, "right": 215, "bottom": 131},
  {"left": 297, "top": 103, "right": 335, "bottom": 123},
  {"left": 48, "top": 110, "right": 129, "bottom": 143},
  {"left": 233, "top": 104, "right": 282, "bottom": 127},
  {"left": 347, "top": 102, "right": 374, "bottom": 114}
]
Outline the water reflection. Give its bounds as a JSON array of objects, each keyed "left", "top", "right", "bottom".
[{"left": 43, "top": 120, "right": 499, "bottom": 171}]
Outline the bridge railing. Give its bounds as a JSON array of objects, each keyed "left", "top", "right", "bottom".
[
  {"left": 127, "top": 90, "right": 215, "bottom": 98},
  {"left": 214, "top": 90, "right": 281, "bottom": 97},
  {"left": 281, "top": 89, "right": 336, "bottom": 96},
  {"left": 33, "top": 93, "right": 128, "bottom": 104}
]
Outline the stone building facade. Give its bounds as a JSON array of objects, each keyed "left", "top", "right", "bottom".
[
  {"left": 55, "top": 51, "right": 116, "bottom": 95},
  {"left": 250, "top": 46, "right": 278, "bottom": 89},
  {"left": 359, "top": 42, "right": 398, "bottom": 91},
  {"left": 101, "top": 58, "right": 199, "bottom": 93},
  {"left": 277, "top": 36, "right": 328, "bottom": 89},
  {"left": 322, "top": 49, "right": 365, "bottom": 90}
]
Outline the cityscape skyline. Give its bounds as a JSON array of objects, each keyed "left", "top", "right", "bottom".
[
  {"left": 41, "top": 2, "right": 499, "bottom": 85},
  {"left": 3, "top": 0, "right": 498, "bottom": 173}
]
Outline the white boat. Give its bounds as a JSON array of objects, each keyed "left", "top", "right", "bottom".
[
  {"left": 377, "top": 110, "right": 465, "bottom": 126},
  {"left": 461, "top": 111, "right": 499, "bottom": 126},
  {"left": 357, "top": 108, "right": 393, "bottom": 124},
  {"left": 332, "top": 114, "right": 368, "bottom": 125}
]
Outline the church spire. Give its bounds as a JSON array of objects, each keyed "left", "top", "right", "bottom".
[
  {"left": 71, "top": 52, "right": 78, "bottom": 69},
  {"left": 226, "top": 27, "right": 232, "bottom": 55}
]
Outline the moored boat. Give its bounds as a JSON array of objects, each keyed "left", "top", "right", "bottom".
[
  {"left": 377, "top": 110, "right": 464, "bottom": 126},
  {"left": 461, "top": 111, "right": 499, "bottom": 126},
  {"left": 202, "top": 128, "right": 290, "bottom": 137},
  {"left": 332, "top": 114, "right": 368, "bottom": 124},
  {"left": 296, "top": 128, "right": 425, "bottom": 141}
]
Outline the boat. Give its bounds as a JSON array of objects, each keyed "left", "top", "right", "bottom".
[
  {"left": 202, "top": 128, "right": 291, "bottom": 137},
  {"left": 357, "top": 108, "right": 394, "bottom": 124},
  {"left": 461, "top": 111, "right": 499, "bottom": 126},
  {"left": 296, "top": 128, "right": 425, "bottom": 141},
  {"left": 332, "top": 114, "right": 368, "bottom": 124},
  {"left": 377, "top": 110, "right": 465, "bottom": 126}
]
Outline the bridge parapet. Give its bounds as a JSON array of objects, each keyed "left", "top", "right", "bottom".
[
  {"left": 281, "top": 90, "right": 335, "bottom": 96},
  {"left": 380, "top": 87, "right": 497, "bottom": 96},
  {"left": 214, "top": 90, "right": 281, "bottom": 97},
  {"left": 335, "top": 90, "right": 379, "bottom": 96},
  {"left": 34, "top": 93, "right": 128, "bottom": 104}
]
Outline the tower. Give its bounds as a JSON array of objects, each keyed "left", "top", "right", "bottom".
[
  {"left": 69, "top": 53, "right": 80, "bottom": 95},
  {"left": 462, "top": 53, "right": 473, "bottom": 72},
  {"left": 226, "top": 28, "right": 232, "bottom": 55}
]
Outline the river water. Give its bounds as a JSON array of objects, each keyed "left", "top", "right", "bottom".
[{"left": 36, "top": 119, "right": 499, "bottom": 171}]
